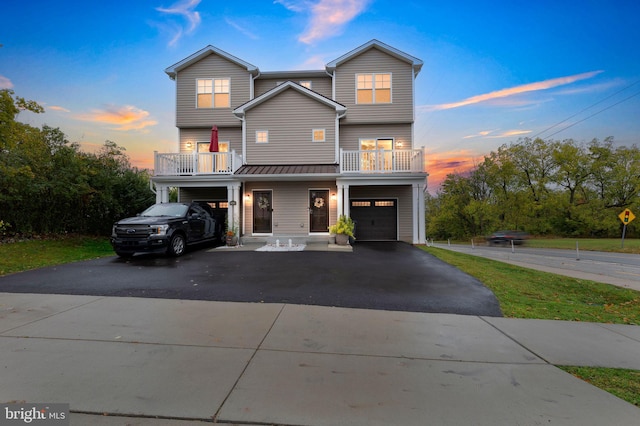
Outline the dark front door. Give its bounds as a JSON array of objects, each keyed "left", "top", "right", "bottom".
[
  {"left": 253, "top": 190, "right": 272, "bottom": 233},
  {"left": 310, "top": 190, "right": 329, "bottom": 232}
]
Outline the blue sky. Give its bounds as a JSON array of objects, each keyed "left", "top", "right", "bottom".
[{"left": 2, "top": 0, "right": 639, "bottom": 191}]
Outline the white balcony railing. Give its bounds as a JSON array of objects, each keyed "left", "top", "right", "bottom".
[
  {"left": 154, "top": 151, "right": 242, "bottom": 176},
  {"left": 154, "top": 148, "right": 425, "bottom": 176},
  {"left": 340, "top": 148, "right": 425, "bottom": 174}
]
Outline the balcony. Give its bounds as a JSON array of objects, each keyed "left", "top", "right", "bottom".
[
  {"left": 340, "top": 148, "right": 425, "bottom": 174},
  {"left": 154, "top": 151, "right": 242, "bottom": 176},
  {"left": 153, "top": 148, "right": 425, "bottom": 176}
]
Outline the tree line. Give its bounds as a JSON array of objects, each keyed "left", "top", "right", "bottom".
[
  {"left": 0, "top": 89, "right": 155, "bottom": 237},
  {"left": 426, "top": 137, "right": 640, "bottom": 240}
]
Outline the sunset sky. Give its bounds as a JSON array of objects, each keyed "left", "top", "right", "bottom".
[{"left": 2, "top": 0, "right": 639, "bottom": 192}]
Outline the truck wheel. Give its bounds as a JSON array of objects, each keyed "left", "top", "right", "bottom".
[{"left": 167, "top": 233, "right": 186, "bottom": 256}]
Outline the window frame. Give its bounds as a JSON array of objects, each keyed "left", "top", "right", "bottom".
[
  {"left": 196, "top": 77, "right": 231, "bottom": 109},
  {"left": 355, "top": 73, "right": 392, "bottom": 105},
  {"left": 256, "top": 130, "right": 269, "bottom": 144},
  {"left": 312, "top": 128, "right": 326, "bottom": 143},
  {"left": 300, "top": 80, "right": 313, "bottom": 89}
]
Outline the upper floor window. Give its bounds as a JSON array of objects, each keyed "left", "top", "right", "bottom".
[
  {"left": 256, "top": 130, "right": 269, "bottom": 144},
  {"left": 197, "top": 78, "right": 230, "bottom": 108},
  {"left": 300, "top": 81, "right": 312, "bottom": 89},
  {"left": 356, "top": 73, "right": 391, "bottom": 104}
]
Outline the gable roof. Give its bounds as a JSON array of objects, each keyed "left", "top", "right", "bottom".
[
  {"left": 326, "top": 39, "right": 423, "bottom": 76},
  {"left": 165, "top": 45, "right": 259, "bottom": 80},
  {"left": 233, "top": 81, "right": 347, "bottom": 118}
]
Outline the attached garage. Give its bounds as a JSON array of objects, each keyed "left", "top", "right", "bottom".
[{"left": 350, "top": 199, "right": 397, "bottom": 241}]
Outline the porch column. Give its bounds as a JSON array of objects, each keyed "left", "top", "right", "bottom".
[
  {"left": 343, "top": 184, "right": 350, "bottom": 218},
  {"left": 336, "top": 183, "right": 344, "bottom": 217},
  {"left": 155, "top": 185, "right": 169, "bottom": 204},
  {"left": 232, "top": 183, "right": 241, "bottom": 232},
  {"left": 413, "top": 183, "right": 426, "bottom": 244}
]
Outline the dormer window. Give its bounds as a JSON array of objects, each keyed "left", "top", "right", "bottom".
[
  {"left": 356, "top": 73, "right": 391, "bottom": 104},
  {"left": 197, "top": 78, "right": 230, "bottom": 108}
]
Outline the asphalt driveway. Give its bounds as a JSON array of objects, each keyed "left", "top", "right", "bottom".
[{"left": 0, "top": 242, "right": 502, "bottom": 316}]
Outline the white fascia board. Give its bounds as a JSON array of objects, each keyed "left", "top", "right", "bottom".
[
  {"left": 165, "top": 45, "right": 259, "bottom": 80},
  {"left": 233, "top": 81, "right": 346, "bottom": 117},
  {"left": 326, "top": 39, "right": 423, "bottom": 75}
]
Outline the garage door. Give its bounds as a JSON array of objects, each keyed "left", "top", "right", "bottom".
[{"left": 350, "top": 199, "right": 397, "bottom": 241}]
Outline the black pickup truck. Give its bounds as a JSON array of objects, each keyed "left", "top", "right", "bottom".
[{"left": 111, "top": 202, "right": 222, "bottom": 257}]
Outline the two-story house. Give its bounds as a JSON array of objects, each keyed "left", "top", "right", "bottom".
[{"left": 152, "top": 39, "right": 427, "bottom": 244}]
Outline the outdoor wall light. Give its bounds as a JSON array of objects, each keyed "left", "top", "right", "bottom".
[
  {"left": 185, "top": 141, "right": 193, "bottom": 149},
  {"left": 245, "top": 193, "right": 251, "bottom": 200},
  {"left": 331, "top": 193, "right": 337, "bottom": 200}
]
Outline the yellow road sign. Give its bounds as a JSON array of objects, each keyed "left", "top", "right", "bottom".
[{"left": 619, "top": 208, "right": 636, "bottom": 225}]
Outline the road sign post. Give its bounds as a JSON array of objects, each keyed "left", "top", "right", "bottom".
[{"left": 618, "top": 208, "right": 636, "bottom": 248}]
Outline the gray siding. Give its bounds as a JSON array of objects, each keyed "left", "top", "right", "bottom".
[
  {"left": 244, "top": 181, "right": 337, "bottom": 236},
  {"left": 245, "top": 88, "right": 337, "bottom": 164},
  {"left": 179, "top": 128, "right": 242, "bottom": 153},
  {"left": 255, "top": 77, "right": 332, "bottom": 99},
  {"left": 334, "top": 48, "right": 414, "bottom": 125},
  {"left": 350, "top": 185, "right": 413, "bottom": 243},
  {"left": 176, "top": 53, "right": 251, "bottom": 128},
  {"left": 339, "top": 123, "right": 413, "bottom": 151}
]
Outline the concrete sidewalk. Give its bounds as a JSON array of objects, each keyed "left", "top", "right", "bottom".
[{"left": 1, "top": 293, "right": 639, "bottom": 425}]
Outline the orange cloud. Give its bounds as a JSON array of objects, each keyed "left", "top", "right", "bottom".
[
  {"left": 278, "top": 0, "right": 370, "bottom": 44},
  {"left": 75, "top": 105, "right": 157, "bottom": 131},
  {"left": 425, "top": 150, "right": 480, "bottom": 192},
  {"left": 426, "top": 70, "right": 603, "bottom": 111},
  {"left": 48, "top": 105, "right": 70, "bottom": 113}
]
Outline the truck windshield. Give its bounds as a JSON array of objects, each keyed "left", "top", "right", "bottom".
[{"left": 140, "top": 204, "right": 188, "bottom": 217}]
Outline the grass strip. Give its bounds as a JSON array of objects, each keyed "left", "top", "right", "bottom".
[
  {"left": 420, "top": 246, "right": 640, "bottom": 325},
  {"left": 559, "top": 366, "right": 640, "bottom": 407},
  {"left": 0, "top": 236, "right": 113, "bottom": 276}
]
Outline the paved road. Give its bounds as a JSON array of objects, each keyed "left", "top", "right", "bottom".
[
  {"left": 432, "top": 243, "right": 640, "bottom": 291},
  {"left": 0, "top": 242, "right": 503, "bottom": 317}
]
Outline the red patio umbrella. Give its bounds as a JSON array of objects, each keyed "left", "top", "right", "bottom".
[{"left": 209, "top": 125, "right": 219, "bottom": 152}]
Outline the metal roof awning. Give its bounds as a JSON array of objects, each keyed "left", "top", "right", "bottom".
[{"left": 234, "top": 164, "right": 340, "bottom": 180}]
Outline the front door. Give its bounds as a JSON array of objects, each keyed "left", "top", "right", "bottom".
[
  {"left": 309, "top": 190, "right": 329, "bottom": 233},
  {"left": 253, "top": 190, "right": 272, "bottom": 233}
]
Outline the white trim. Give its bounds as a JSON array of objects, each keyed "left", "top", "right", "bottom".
[{"left": 165, "top": 45, "right": 259, "bottom": 80}]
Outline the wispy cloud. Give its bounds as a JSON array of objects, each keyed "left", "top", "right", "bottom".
[
  {"left": 0, "top": 75, "right": 13, "bottom": 89},
  {"left": 277, "top": 0, "right": 370, "bottom": 44},
  {"left": 155, "top": 0, "right": 201, "bottom": 47},
  {"left": 425, "top": 70, "right": 604, "bottom": 111},
  {"left": 225, "top": 17, "right": 259, "bottom": 40},
  {"left": 463, "top": 129, "right": 532, "bottom": 139},
  {"left": 48, "top": 105, "right": 70, "bottom": 113},
  {"left": 75, "top": 105, "right": 157, "bottom": 131}
]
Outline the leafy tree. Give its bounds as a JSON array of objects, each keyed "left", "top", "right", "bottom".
[{"left": 0, "top": 89, "right": 155, "bottom": 236}]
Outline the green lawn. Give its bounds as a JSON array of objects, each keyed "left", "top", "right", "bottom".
[
  {"left": 0, "top": 236, "right": 113, "bottom": 276},
  {"left": 526, "top": 237, "right": 640, "bottom": 254},
  {"left": 559, "top": 367, "right": 640, "bottom": 407}
]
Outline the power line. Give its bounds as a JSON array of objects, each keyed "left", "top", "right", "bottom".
[
  {"left": 544, "top": 89, "right": 640, "bottom": 139},
  {"left": 532, "top": 79, "right": 640, "bottom": 139}
]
